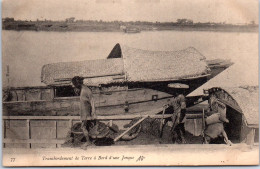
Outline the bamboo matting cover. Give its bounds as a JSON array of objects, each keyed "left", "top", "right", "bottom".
[{"left": 41, "top": 44, "right": 209, "bottom": 85}]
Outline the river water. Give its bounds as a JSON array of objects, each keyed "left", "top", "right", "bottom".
[{"left": 2, "top": 30, "right": 258, "bottom": 87}]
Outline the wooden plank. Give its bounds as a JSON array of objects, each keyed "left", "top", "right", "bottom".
[
  {"left": 96, "top": 100, "right": 168, "bottom": 115},
  {"left": 202, "top": 109, "right": 205, "bottom": 137},
  {"left": 50, "top": 88, "right": 55, "bottom": 100},
  {"left": 26, "top": 119, "right": 30, "bottom": 148},
  {"left": 57, "top": 120, "right": 70, "bottom": 139},
  {"left": 9, "top": 86, "right": 51, "bottom": 90},
  {"left": 69, "top": 119, "right": 73, "bottom": 128},
  {"left": 3, "top": 138, "right": 65, "bottom": 144},
  {"left": 96, "top": 92, "right": 172, "bottom": 108},
  {"left": 2, "top": 108, "right": 164, "bottom": 120},
  {"left": 3, "top": 96, "right": 172, "bottom": 116},
  {"left": 98, "top": 88, "right": 172, "bottom": 107},
  {"left": 124, "top": 98, "right": 170, "bottom": 115},
  {"left": 2, "top": 114, "right": 170, "bottom": 120},
  {"left": 5, "top": 120, "right": 29, "bottom": 148},
  {"left": 109, "top": 120, "right": 113, "bottom": 127},
  {"left": 194, "top": 119, "right": 197, "bottom": 135},
  {"left": 246, "top": 128, "right": 255, "bottom": 146},
  {"left": 2, "top": 113, "right": 202, "bottom": 121},
  {"left": 186, "top": 114, "right": 202, "bottom": 119},
  {"left": 25, "top": 89, "right": 42, "bottom": 101},
  {"left": 30, "top": 120, "right": 56, "bottom": 148},
  {"left": 54, "top": 73, "right": 124, "bottom": 82},
  {"left": 55, "top": 121, "right": 57, "bottom": 148},
  {"left": 4, "top": 88, "right": 171, "bottom": 105},
  {"left": 181, "top": 74, "right": 210, "bottom": 80},
  {"left": 4, "top": 99, "right": 52, "bottom": 104},
  {"left": 3, "top": 120, "right": 5, "bottom": 148},
  {"left": 247, "top": 124, "right": 259, "bottom": 129},
  {"left": 3, "top": 116, "right": 80, "bottom": 120},
  {"left": 4, "top": 96, "right": 174, "bottom": 118}
]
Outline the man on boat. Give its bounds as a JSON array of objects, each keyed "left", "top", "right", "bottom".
[
  {"left": 167, "top": 90, "right": 187, "bottom": 144},
  {"left": 203, "top": 97, "right": 232, "bottom": 145},
  {"left": 71, "top": 76, "right": 97, "bottom": 148}
]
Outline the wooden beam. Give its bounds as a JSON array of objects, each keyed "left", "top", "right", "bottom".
[
  {"left": 181, "top": 74, "right": 210, "bottom": 80},
  {"left": 194, "top": 119, "right": 197, "bottom": 135},
  {"left": 246, "top": 128, "right": 256, "bottom": 146},
  {"left": 2, "top": 114, "right": 202, "bottom": 121},
  {"left": 54, "top": 73, "right": 124, "bottom": 82},
  {"left": 247, "top": 124, "right": 259, "bottom": 129},
  {"left": 202, "top": 109, "right": 205, "bottom": 138},
  {"left": 4, "top": 95, "right": 172, "bottom": 107},
  {"left": 3, "top": 138, "right": 65, "bottom": 144},
  {"left": 186, "top": 114, "right": 202, "bottom": 119},
  {"left": 55, "top": 121, "right": 57, "bottom": 148},
  {"left": 3, "top": 116, "right": 80, "bottom": 120},
  {"left": 9, "top": 86, "right": 51, "bottom": 90},
  {"left": 26, "top": 119, "right": 31, "bottom": 148},
  {"left": 2, "top": 120, "right": 5, "bottom": 148},
  {"left": 68, "top": 119, "right": 73, "bottom": 128},
  {"left": 2, "top": 114, "right": 172, "bottom": 120}
]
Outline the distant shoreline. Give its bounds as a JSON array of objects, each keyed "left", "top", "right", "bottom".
[
  {"left": 2, "top": 19, "right": 258, "bottom": 33},
  {"left": 2, "top": 28, "right": 258, "bottom": 33}
]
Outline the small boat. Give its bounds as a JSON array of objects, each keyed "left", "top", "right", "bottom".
[{"left": 123, "top": 27, "right": 141, "bottom": 33}]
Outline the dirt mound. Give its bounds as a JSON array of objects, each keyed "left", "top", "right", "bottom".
[{"left": 62, "top": 118, "right": 203, "bottom": 147}]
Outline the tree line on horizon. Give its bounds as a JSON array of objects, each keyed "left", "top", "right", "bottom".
[{"left": 2, "top": 17, "right": 257, "bottom": 26}]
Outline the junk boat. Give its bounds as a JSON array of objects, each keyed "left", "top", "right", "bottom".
[
  {"left": 3, "top": 43, "right": 233, "bottom": 117},
  {"left": 2, "top": 43, "right": 236, "bottom": 148}
]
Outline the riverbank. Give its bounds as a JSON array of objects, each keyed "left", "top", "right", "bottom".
[{"left": 3, "top": 20, "right": 258, "bottom": 33}]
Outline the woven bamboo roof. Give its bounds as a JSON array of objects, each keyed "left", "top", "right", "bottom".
[
  {"left": 41, "top": 58, "right": 124, "bottom": 85},
  {"left": 41, "top": 44, "right": 209, "bottom": 85},
  {"left": 221, "top": 86, "right": 259, "bottom": 126},
  {"left": 120, "top": 45, "right": 208, "bottom": 82},
  {"left": 208, "top": 86, "right": 258, "bottom": 126}
]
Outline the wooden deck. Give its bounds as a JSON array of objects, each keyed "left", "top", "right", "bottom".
[{"left": 2, "top": 113, "right": 204, "bottom": 146}]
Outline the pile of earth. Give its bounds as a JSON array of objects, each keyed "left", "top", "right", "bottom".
[{"left": 61, "top": 118, "right": 203, "bottom": 147}]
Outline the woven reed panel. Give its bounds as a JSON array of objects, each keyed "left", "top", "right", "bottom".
[
  {"left": 41, "top": 58, "right": 124, "bottom": 85},
  {"left": 222, "top": 86, "right": 259, "bottom": 125},
  {"left": 121, "top": 45, "right": 209, "bottom": 82}
]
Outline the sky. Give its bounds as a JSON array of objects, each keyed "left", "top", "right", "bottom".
[{"left": 2, "top": 0, "right": 259, "bottom": 23}]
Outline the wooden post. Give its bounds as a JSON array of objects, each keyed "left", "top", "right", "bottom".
[
  {"left": 69, "top": 119, "right": 73, "bottom": 129},
  {"left": 55, "top": 121, "right": 57, "bottom": 148},
  {"left": 6, "top": 65, "right": 10, "bottom": 88},
  {"left": 3, "top": 120, "right": 5, "bottom": 148},
  {"left": 68, "top": 119, "right": 73, "bottom": 136},
  {"left": 26, "top": 119, "right": 30, "bottom": 148},
  {"left": 50, "top": 87, "right": 55, "bottom": 100},
  {"left": 201, "top": 109, "right": 205, "bottom": 143},
  {"left": 40, "top": 89, "right": 43, "bottom": 100},
  {"left": 109, "top": 120, "right": 113, "bottom": 127},
  {"left": 23, "top": 90, "right": 26, "bottom": 101},
  {"left": 159, "top": 108, "right": 166, "bottom": 137},
  {"left": 194, "top": 119, "right": 197, "bottom": 135},
  {"left": 246, "top": 128, "right": 255, "bottom": 146}
]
